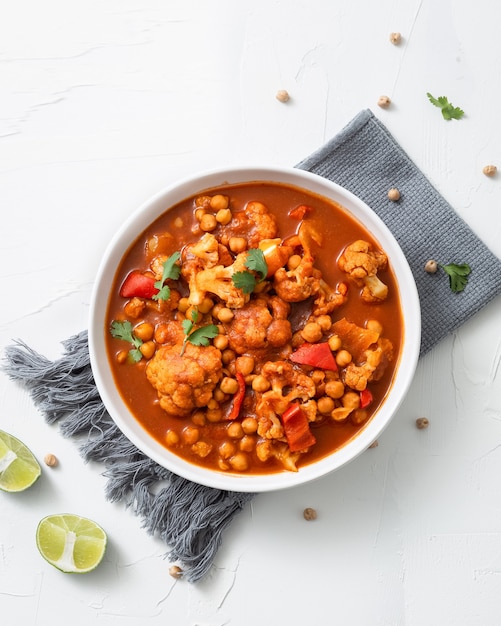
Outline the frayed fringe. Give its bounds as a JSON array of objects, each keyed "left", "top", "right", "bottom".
[{"left": 2, "top": 331, "right": 254, "bottom": 582}]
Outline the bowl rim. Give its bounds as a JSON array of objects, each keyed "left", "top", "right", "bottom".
[{"left": 88, "top": 165, "right": 421, "bottom": 492}]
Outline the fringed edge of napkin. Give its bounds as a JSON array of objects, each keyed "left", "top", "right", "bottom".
[{"left": 2, "top": 331, "right": 254, "bottom": 583}]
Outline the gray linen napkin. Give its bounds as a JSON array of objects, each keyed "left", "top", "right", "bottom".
[
  {"left": 298, "top": 109, "right": 501, "bottom": 355},
  {"left": 3, "top": 109, "right": 501, "bottom": 583}
]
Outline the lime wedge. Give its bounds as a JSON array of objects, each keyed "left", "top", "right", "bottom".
[
  {"left": 36, "top": 514, "right": 107, "bottom": 574},
  {"left": 0, "top": 430, "right": 41, "bottom": 492}
]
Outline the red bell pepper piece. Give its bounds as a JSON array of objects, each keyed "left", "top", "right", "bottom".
[
  {"left": 289, "top": 342, "right": 337, "bottom": 371},
  {"left": 288, "top": 204, "right": 313, "bottom": 220},
  {"left": 120, "top": 271, "right": 158, "bottom": 299},
  {"left": 227, "top": 372, "right": 246, "bottom": 420},
  {"left": 359, "top": 389, "right": 373, "bottom": 409},
  {"left": 281, "top": 402, "right": 316, "bottom": 452}
]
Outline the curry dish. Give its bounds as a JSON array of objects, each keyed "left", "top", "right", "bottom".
[{"left": 106, "top": 181, "right": 403, "bottom": 474}]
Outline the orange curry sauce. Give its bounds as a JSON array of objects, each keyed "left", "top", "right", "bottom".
[{"left": 106, "top": 182, "right": 403, "bottom": 475}]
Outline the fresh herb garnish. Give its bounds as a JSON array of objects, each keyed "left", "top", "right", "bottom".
[
  {"left": 440, "top": 263, "right": 471, "bottom": 293},
  {"left": 152, "top": 251, "right": 181, "bottom": 301},
  {"left": 110, "top": 320, "right": 143, "bottom": 362},
  {"left": 426, "top": 93, "right": 465, "bottom": 121},
  {"left": 231, "top": 248, "right": 268, "bottom": 294},
  {"left": 180, "top": 308, "right": 219, "bottom": 356}
]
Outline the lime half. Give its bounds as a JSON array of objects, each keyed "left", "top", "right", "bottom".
[
  {"left": 0, "top": 430, "right": 41, "bottom": 492},
  {"left": 36, "top": 514, "right": 107, "bottom": 573}
]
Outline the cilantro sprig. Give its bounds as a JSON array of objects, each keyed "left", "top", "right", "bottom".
[
  {"left": 426, "top": 93, "right": 464, "bottom": 121},
  {"left": 440, "top": 263, "right": 471, "bottom": 293},
  {"left": 180, "top": 308, "right": 219, "bottom": 356},
  {"left": 110, "top": 320, "right": 143, "bottom": 362},
  {"left": 153, "top": 251, "right": 181, "bottom": 301},
  {"left": 232, "top": 248, "right": 268, "bottom": 295}
]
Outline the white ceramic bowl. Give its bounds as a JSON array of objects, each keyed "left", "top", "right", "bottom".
[{"left": 89, "top": 166, "right": 421, "bottom": 492}]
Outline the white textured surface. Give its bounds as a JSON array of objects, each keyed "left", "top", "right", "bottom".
[{"left": 1, "top": 1, "right": 501, "bottom": 624}]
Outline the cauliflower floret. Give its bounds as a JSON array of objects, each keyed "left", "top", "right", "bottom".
[
  {"left": 224, "top": 296, "right": 292, "bottom": 355},
  {"left": 218, "top": 201, "right": 278, "bottom": 248},
  {"left": 189, "top": 252, "right": 251, "bottom": 308},
  {"left": 273, "top": 253, "right": 320, "bottom": 302},
  {"left": 338, "top": 240, "right": 389, "bottom": 302},
  {"left": 343, "top": 338, "right": 394, "bottom": 391},
  {"left": 313, "top": 279, "right": 348, "bottom": 316},
  {"left": 146, "top": 343, "right": 223, "bottom": 416},
  {"left": 255, "top": 361, "right": 316, "bottom": 440}
]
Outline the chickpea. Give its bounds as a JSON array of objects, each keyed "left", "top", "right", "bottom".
[
  {"left": 134, "top": 322, "right": 154, "bottom": 341},
  {"left": 195, "top": 207, "right": 206, "bottom": 222},
  {"left": 241, "top": 416, "right": 258, "bottom": 434},
  {"left": 317, "top": 396, "right": 335, "bottom": 414},
  {"left": 139, "top": 341, "right": 156, "bottom": 360},
  {"left": 207, "top": 398, "right": 219, "bottom": 410},
  {"left": 182, "top": 426, "right": 200, "bottom": 445},
  {"left": 227, "top": 422, "right": 244, "bottom": 439},
  {"left": 185, "top": 305, "right": 198, "bottom": 323},
  {"left": 336, "top": 349, "right": 352, "bottom": 367},
  {"left": 287, "top": 254, "right": 302, "bottom": 270},
  {"left": 220, "top": 376, "right": 239, "bottom": 395},
  {"left": 195, "top": 195, "right": 212, "bottom": 208},
  {"left": 328, "top": 335, "right": 342, "bottom": 351},
  {"left": 301, "top": 322, "right": 323, "bottom": 343},
  {"left": 217, "top": 307, "right": 234, "bottom": 323},
  {"left": 366, "top": 319, "right": 383, "bottom": 334},
  {"left": 240, "top": 435, "right": 255, "bottom": 452},
  {"left": 387, "top": 187, "right": 400, "bottom": 201},
  {"left": 219, "top": 440, "right": 236, "bottom": 459},
  {"left": 303, "top": 507, "right": 317, "bottom": 521},
  {"left": 116, "top": 350, "right": 128, "bottom": 364},
  {"left": 236, "top": 355, "right": 255, "bottom": 376},
  {"left": 352, "top": 409, "right": 368, "bottom": 425},
  {"left": 191, "top": 411, "right": 206, "bottom": 427},
  {"left": 216, "top": 208, "right": 232, "bottom": 225},
  {"left": 276, "top": 89, "right": 290, "bottom": 103},
  {"left": 210, "top": 194, "right": 229, "bottom": 210},
  {"left": 229, "top": 452, "right": 249, "bottom": 472},
  {"left": 173, "top": 217, "right": 183, "bottom": 228},
  {"left": 213, "top": 334, "right": 229, "bottom": 350},
  {"left": 250, "top": 376, "right": 268, "bottom": 393},
  {"left": 311, "top": 370, "right": 325, "bottom": 386},
  {"left": 192, "top": 441, "right": 212, "bottom": 458},
  {"left": 206, "top": 408, "right": 223, "bottom": 422},
  {"left": 378, "top": 95, "right": 391, "bottom": 108},
  {"left": 229, "top": 237, "right": 247, "bottom": 254},
  {"left": 165, "top": 429, "right": 179, "bottom": 446},
  {"left": 342, "top": 391, "right": 360, "bottom": 410},
  {"left": 416, "top": 417, "right": 429, "bottom": 429},
  {"left": 169, "top": 565, "right": 183, "bottom": 579},
  {"left": 177, "top": 297, "right": 190, "bottom": 313},
  {"left": 424, "top": 259, "right": 438, "bottom": 274},
  {"left": 325, "top": 380, "right": 345, "bottom": 399},
  {"left": 198, "top": 297, "right": 214, "bottom": 314},
  {"left": 213, "top": 388, "right": 228, "bottom": 403},
  {"left": 316, "top": 315, "right": 332, "bottom": 332},
  {"left": 222, "top": 349, "right": 236, "bottom": 365},
  {"left": 200, "top": 213, "right": 218, "bottom": 232},
  {"left": 218, "top": 460, "right": 231, "bottom": 471}
]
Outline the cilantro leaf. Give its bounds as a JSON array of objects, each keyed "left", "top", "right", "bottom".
[
  {"left": 440, "top": 263, "right": 471, "bottom": 293},
  {"left": 180, "top": 307, "right": 218, "bottom": 355},
  {"left": 231, "top": 249, "right": 268, "bottom": 295},
  {"left": 187, "top": 325, "right": 219, "bottom": 347},
  {"left": 232, "top": 270, "right": 256, "bottom": 294},
  {"left": 245, "top": 248, "right": 268, "bottom": 281},
  {"left": 152, "top": 251, "right": 181, "bottom": 301},
  {"left": 426, "top": 92, "right": 464, "bottom": 121},
  {"left": 110, "top": 320, "right": 143, "bottom": 362}
]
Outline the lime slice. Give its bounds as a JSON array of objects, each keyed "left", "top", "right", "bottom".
[
  {"left": 0, "top": 429, "right": 41, "bottom": 492},
  {"left": 36, "top": 514, "right": 107, "bottom": 573}
]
